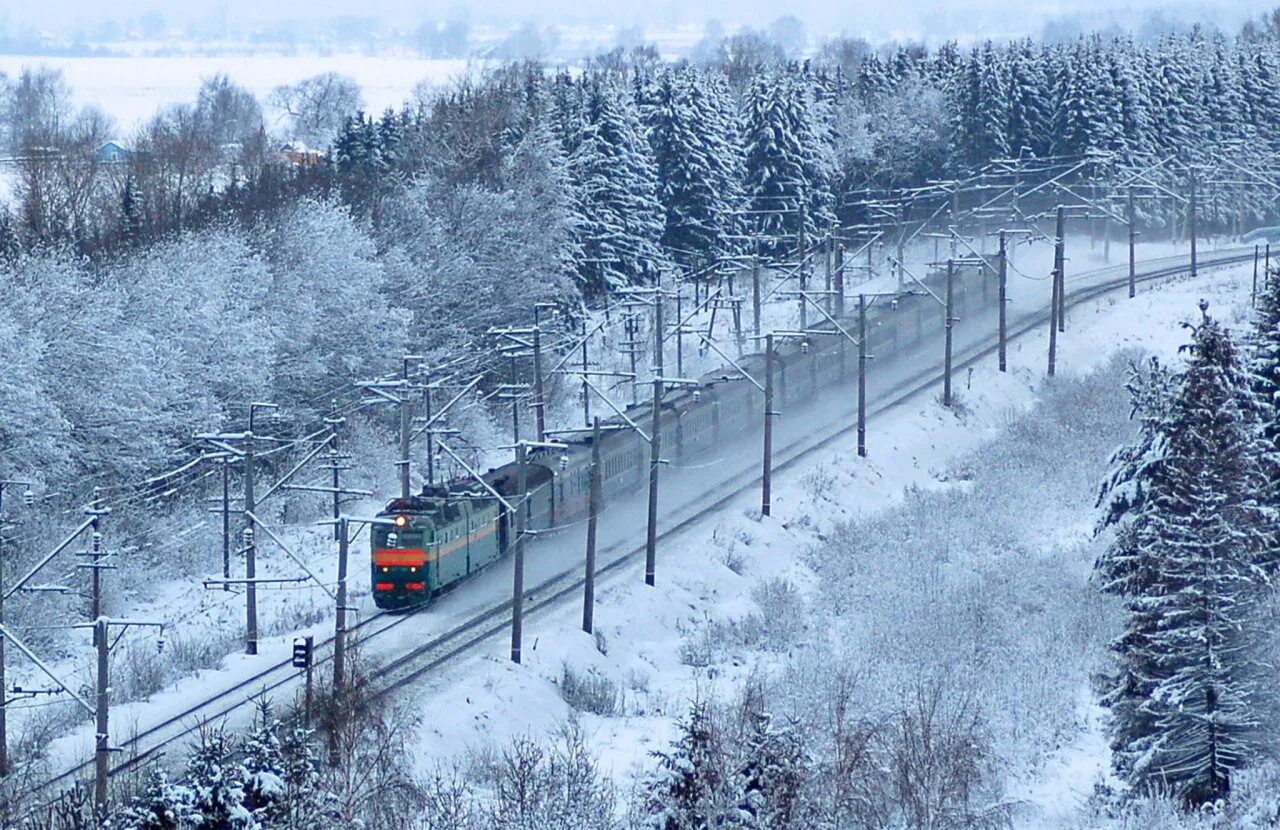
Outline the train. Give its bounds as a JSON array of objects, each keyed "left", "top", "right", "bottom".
[{"left": 371, "top": 264, "right": 985, "bottom": 610}]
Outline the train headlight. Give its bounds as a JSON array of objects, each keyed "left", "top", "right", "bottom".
[
  {"left": 693, "top": 390, "right": 702, "bottom": 403},
  {"left": 394, "top": 515, "right": 408, "bottom": 528},
  {"left": 801, "top": 341, "right": 810, "bottom": 355}
]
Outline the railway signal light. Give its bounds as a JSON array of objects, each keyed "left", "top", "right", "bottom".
[{"left": 292, "top": 636, "right": 313, "bottom": 669}]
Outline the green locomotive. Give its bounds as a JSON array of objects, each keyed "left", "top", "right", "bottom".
[{"left": 371, "top": 487, "right": 502, "bottom": 610}]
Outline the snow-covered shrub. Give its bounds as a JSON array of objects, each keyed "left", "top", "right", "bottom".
[{"left": 559, "top": 663, "right": 622, "bottom": 716}]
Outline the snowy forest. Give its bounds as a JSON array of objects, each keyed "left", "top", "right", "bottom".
[
  {"left": 10, "top": 10, "right": 1280, "bottom": 830},
  {"left": 8, "top": 27, "right": 1280, "bottom": 484}
]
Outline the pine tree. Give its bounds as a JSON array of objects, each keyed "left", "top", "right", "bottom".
[
  {"left": 1097, "top": 304, "right": 1275, "bottom": 806},
  {"left": 569, "top": 79, "right": 668, "bottom": 296},
  {"left": 643, "top": 701, "right": 732, "bottom": 829}
]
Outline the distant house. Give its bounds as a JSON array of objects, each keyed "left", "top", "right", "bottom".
[
  {"left": 97, "top": 140, "right": 131, "bottom": 164},
  {"left": 280, "top": 141, "right": 324, "bottom": 167}
]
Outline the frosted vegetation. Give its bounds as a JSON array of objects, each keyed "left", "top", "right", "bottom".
[
  {"left": 57, "top": 336, "right": 1272, "bottom": 829},
  {"left": 9, "top": 11, "right": 1280, "bottom": 827}
]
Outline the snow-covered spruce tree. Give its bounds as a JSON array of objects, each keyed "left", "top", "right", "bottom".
[
  {"left": 1096, "top": 304, "right": 1276, "bottom": 807},
  {"left": 569, "top": 79, "right": 668, "bottom": 297},
  {"left": 111, "top": 768, "right": 194, "bottom": 830},
  {"left": 642, "top": 68, "right": 745, "bottom": 271},
  {"left": 729, "top": 712, "right": 810, "bottom": 829},
  {"left": 241, "top": 702, "right": 288, "bottom": 825},
  {"left": 185, "top": 725, "right": 258, "bottom": 830},
  {"left": 742, "top": 71, "right": 835, "bottom": 256},
  {"left": 642, "top": 701, "right": 733, "bottom": 830}
]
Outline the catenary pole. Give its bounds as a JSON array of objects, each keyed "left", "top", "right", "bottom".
[
  {"left": 510, "top": 443, "right": 527, "bottom": 663},
  {"left": 944, "top": 260, "right": 956, "bottom": 406},
  {"left": 333, "top": 517, "right": 349, "bottom": 699},
  {"left": 858, "top": 294, "right": 868, "bottom": 457},
  {"left": 244, "top": 426, "right": 257, "bottom": 655},
  {"left": 533, "top": 326, "right": 546, "bottom": 442},
  {"left": 583, "top": 417, "right": 601, "bottom": 634},
  {"left": 1055, "top": 206, "right": 1066, "bottom": 334},
  {"left": 762, "top": 333, "right": 775, "bottom": 516},
  {"left": 998, "top": 231, "right": 1008, "bottom": 372},
  {"left": 1128, "top": 188, "right": 1137, "bottom": 299},
  {"left": 94, "top": 617, "right": 109, "bottom": 816}
]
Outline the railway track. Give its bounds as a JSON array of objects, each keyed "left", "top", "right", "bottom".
[{"left": 27, "top": 247, "right": 1252, "bottom": 807}]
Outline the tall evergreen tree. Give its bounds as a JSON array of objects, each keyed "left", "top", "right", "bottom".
[
  {"left": 643, "top": 701, "right": 732, "bottom": 829},
  {"left": 1097, "top": 305, "right": 1275, "bottom": 806},
  {"left": 569, "top": 80, "right": 668, "bottom": 295}
]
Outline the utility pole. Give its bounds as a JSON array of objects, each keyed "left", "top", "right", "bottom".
[
  {"left": 858, "top": 295, "right": 868, "bottom": 457},
  {"left": 643, "top": 292, "right": 666, "bottom": 587},
  {"left": 399, "top": 368, "right": 413, "bottom": 499},
  {"left": 93, "top": 616, "right": 109, "bottom": 814},
  {"left": 998, "top": 231, "right": 1008, "bottom": 373},
  {"left": 834, "top": 242, "right": 846, "bottom": 318},
  {"left": 244, "top": 420, "right": 258, "bottom": 655},
  {"left": 1189, "top": 174, "right": 1198, "bottom": 280},
  {"left": 674, "top": 290, "right": 684, "bottom": 378},
  {"left": 752, "top": 251, "right": 762, "bottom": 337},
  {"left": 762, "top": 334, "right": 775, "bottom": 517},
  {"left": 0, "top": 479, "right": 32, "bottom": 778},
  {"left": 422, "top": 380, "right": 435, "bottom": 486},
  {"left": 214, "top": 459, "right": 231, "bottom": 589},
  {"left": 1048, "top": 245, "right": 1060, "bottom": 378},
  {"left": 1055, "top": 206, "right": 1066, "bottom": 334},
  {"left": 333, "top": 517, "right": 349, "bottom": 699},
  {"left": 87, "top": 492, "right": 106, "bottom": 626},
  {"left": 944, "top": 260, "right": 956, "bottom": 407},
  {"left": 896, "top": 209, "right": 907, "bottom": 294},
  {"left": 509, "top": 352, "right": 522, "bottom": 444},
  {"left": 583, "top": 417, "right": 601, "bottom": 634},
  {"left": 511, "top": 442, "right": 527, "bottom": 663},
  {"left": 581, "top": 318, "right": 591, "bottom": 428},
  {"left": 824, "top": 237, "right": 833, "bottom": 315},
  {"left": 1254, "top": 245, "right": 1261, "bottom": 307},
  {"left": 798, "top": 207, "right": 808, "bottom": 332},
  {"left": 532, "top": 326, "right": 546, "bottom": 442},
  {"left": 1128, "top": 188, "right": 1137, "bottom": 299},
  {"left": 91, "top": 615, "right": 163, "bottom": 818}
]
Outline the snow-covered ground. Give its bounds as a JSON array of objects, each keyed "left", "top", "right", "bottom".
[
  {"left": 15, "top": 238, "right": 1254, "bottom": 817},
  {"left": 392, "top": 260, "right": 1258, "bottom": 826}
]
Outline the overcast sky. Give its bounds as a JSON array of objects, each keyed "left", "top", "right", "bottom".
[{"left": 5, "top": 0, "right": 1272, "bottom": 44}]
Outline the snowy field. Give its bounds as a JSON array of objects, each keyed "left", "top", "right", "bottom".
[{"left": 0, "top": 54, "right": 474, "bottom": 133}]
